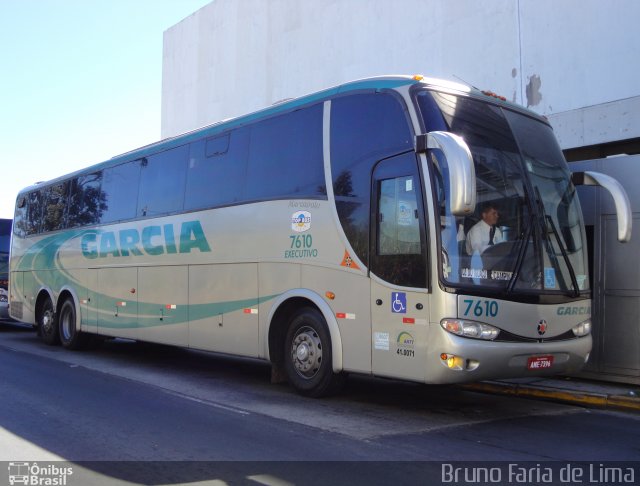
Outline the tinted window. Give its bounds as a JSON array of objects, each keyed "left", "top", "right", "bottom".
[
  {"left": 13, "top": 196, "right": 27, "bottom": 238},
  {"left": 67, "top": 172, "right": 105, "bottom": 228},
  {"left": 185, "top": 129, "right": 249, "bottom": 210},
  {"left": 378, "top": 176, "right": 421, "bottom": 256},
  {"left": 414, "top": 89, "right": 448, "bottom": 133},
  {"left": 26, "top": 191, "right": 43, "bottom": 235},
  {"left": 0, "top": 219, "right": 9, "bottom": 287},
  {"left": 138, "top": 145, "right": 188, "bottom": 217},
  {"left": 42, "top": 182, "right": 68, "bottom": 232},
  {"left": 245, "top": 103, "right": 325, "bottom": 201},
  {"left": 205, "top": 133, "right": 230, "bottom": 157},
  {"left": 371, "top": 153, "right": 427, "bottom": 288},
  {"left": 330, "top": 92, "right": 413, "bottom": 266},
  {"left": 101, "top": 161, "right": 141, "bottom": 223},
  {"left": 0, "top": 219, "right": 11, "bottom": 251}
]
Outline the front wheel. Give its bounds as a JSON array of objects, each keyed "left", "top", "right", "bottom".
[{"left": 284, "top": 307, "right": 345, "bottom": 397}]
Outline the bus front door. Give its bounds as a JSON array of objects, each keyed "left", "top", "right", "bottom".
[{"left": 370, "top": 153, "right": 429, "bottom": 381}]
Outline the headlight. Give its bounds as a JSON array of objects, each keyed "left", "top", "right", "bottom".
[
  {"left": 441, "top": 318, "right": 500, "bottom": 340},
  {"left": 0, "top": 294, "right": 7, "bottom": 303},
  {"left": 572, "top": 319, "right": 591, "bottom": 337}
]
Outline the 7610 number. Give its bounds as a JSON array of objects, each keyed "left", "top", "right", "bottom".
[
  {"left": 463, "top": 299, "right": 499, "bottom": 318},
  {"left": 290, "top": 234, "right": 313, "bottom": 248}
]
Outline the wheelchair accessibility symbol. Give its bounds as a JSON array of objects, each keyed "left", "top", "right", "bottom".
[{"left": 391, "top": 292, "right": 407, "bottom": 314}]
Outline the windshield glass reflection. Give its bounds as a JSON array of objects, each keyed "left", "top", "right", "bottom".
[{"left": 416, "top": 90, "right": 590, "bottom": 296}]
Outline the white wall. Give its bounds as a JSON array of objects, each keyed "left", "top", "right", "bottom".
[
  {"left": 161, "top": 0, "right": 640, "bottom": 150},
  {"left": 518, "top": 0, "right": 640, "bottom": 148}
]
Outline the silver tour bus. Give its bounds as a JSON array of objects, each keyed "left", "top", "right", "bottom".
[{"left": 10, "top": 75, "right": 632, "bottom": 396}]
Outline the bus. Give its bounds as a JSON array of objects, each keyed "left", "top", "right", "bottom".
[
  {"left": 9, "top": 75, "right": 632, "bottom": 396},
  {"left": 0, "top": 219, "right": 11, "bottom": 318}
]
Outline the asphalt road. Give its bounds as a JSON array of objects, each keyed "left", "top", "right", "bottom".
[{"left": 1, "top": 321, "right": 639, "bottom": 485}]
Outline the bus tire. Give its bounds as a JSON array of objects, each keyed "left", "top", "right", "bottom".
[
  {"left": 38, "top": 296, "right": 59, "bottom": 346},
  {"left": 59, "top": 298, "right": 89, "bottom": 350},
  {"left": 284, "top": 307, "right": 345, "bottom": 397}
]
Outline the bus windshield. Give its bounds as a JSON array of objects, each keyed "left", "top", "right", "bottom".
[{"left": 416, "top": 90, "right": 590, "bottom": 296}]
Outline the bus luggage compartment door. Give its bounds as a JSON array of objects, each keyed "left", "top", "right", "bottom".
[{"left": 97, "top": 267, "right": 138, "bottom": 339}]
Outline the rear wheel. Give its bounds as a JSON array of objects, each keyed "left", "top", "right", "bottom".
[
  {"left": 38, "top": 296, "right": 59, "bottom": 345},
  {"left": 284, "top": 307, "right": 345, "bottom": 397},
  {"left": 59, "top": 298, "right": 89, "bottom": 350}
]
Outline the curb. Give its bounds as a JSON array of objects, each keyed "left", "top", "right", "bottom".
[{"left": 461, "top": 381, "right": 640, "bottom": 413}]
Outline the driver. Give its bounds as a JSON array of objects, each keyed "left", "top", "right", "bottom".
[{"left": 466, "top": 203, "right": 504, "bottom": 255}]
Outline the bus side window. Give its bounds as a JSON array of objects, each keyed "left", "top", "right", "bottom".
[
  {"left": 67, "top": 172, "right": 104, "bottom": 228},
  {"left": 137, "top": 145, "right": 189, "bottom": 217},
  {"left": 185, "top": 128, "right": 249, "bottom": 211},
  {"left": 26, "top": 191, "right": 43, "bottom": 235},
  {"left": 101, "top": 161, "right": 141, "bottom": 224},
  {"left": 13, "top": 196, "right": 27, "bottom": 238},
  {"left": 43, "top": 182, "right": 69, "bottom": 232},
  {"left": 330, "top": 92, "right": 413, "bottom": 267},
  {"left": 245, "top": 103, "right": 325, "bottom": 202}
]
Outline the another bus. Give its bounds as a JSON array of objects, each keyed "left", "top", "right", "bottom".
[
  {"left": 9, "top": 75, "right": 632, "bottom": 396},
  {"left": 0, "top": 219, "right": 11, "bottom": 318}
]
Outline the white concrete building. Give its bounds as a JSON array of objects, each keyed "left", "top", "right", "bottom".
[{"left": 161, "top": 0, "right": 640, "bottom": 158}]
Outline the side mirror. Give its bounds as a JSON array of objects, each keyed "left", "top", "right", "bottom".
[
  {"left": 416, "top": 131, "right": 476, "bottom": 216},
  {"left": 572, "top": 171, "right": 632, "bottom": 242}
]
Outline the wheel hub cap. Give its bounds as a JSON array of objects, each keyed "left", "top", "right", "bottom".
[
  {"left": 291, "top": 326, "right": 323, "bottom": 378},
  {"left": 296, "top": 342, "right": 310, "bottom": 361},
  {"left": 43, "top": 311, "right": 53, "bottom": 331}
]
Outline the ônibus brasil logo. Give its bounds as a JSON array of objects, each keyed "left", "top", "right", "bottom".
[{"left": 8, "top": 462, "right": 73, "bottom": 486}]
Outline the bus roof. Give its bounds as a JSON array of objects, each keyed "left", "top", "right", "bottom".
[{"left": 17, "top": 75, "right": 546, "bottom": 195}]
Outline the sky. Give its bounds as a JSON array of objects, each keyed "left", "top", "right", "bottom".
[{"left": 0, "top": 0, "right": 213, "bottom": 218}]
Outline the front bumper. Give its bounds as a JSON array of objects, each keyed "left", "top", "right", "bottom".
[{"left": 424, "top": 323, "right": 592, "bottom": 384}]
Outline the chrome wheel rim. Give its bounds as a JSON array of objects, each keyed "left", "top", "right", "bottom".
[
  {"left": 290, "top": 325, "right": 323, "bottom": 379},
  {"left": 42, "top": 307, "right": 54, "bottom": 334}
]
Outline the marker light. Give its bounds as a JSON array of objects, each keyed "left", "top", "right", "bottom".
[
  {"left": 481, "top": 90, "right": 507, "bottom": 101},
  {"left": 441, "top": 319, "right": 500, "bottom": 341},
  {"left": 413, "top": 74, "right": 424, "bottom": 81},
  {"left": 325, "top": 291, "right": 335, "bottom": 300},
  {"left": 441, "top": 354, "right": 464, "bottom": 370},
  {"left": 439, "top": 353, "right": 480, "bottom": 371},
  {"left": 572, "top": 319, "right": 592, "bottom": 337}
]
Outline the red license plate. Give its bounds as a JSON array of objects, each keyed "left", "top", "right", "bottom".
[{"left": 527, "top": 355, "right": 554, "bottom": 370}]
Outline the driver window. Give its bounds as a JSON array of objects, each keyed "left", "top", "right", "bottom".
[
  {"left": 371, "top": 153, "right": 427, "bottom": 288},
  {"left": 378, "top": 176, "right": 421, "bottom": 256}
]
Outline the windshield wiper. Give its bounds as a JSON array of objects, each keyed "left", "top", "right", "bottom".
[
  {"left": 506, "top": 212, "right": 534, "bottom": 294},
  {"left": 533, "top": 187, "right": 580, "bottom": 296},
  {"left": 545, "top": 214, "right": 580, "bottom": 297}
]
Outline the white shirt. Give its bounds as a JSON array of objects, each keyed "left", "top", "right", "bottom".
[{"left": 465, "top": 220, "right": 504, "bottom": 255}]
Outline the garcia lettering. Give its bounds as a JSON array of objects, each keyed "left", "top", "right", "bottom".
[
  {"left": 81, "top": 221, "right": 211, "bottom": 259},
  {"left": 557, "top": 306, "right": 591, "bottom": 316}
]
